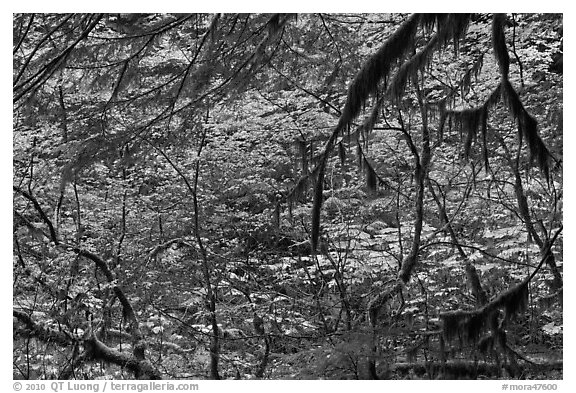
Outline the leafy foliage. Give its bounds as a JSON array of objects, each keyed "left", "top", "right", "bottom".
[{"left": 13, "top": 13, "right": 562, "bottom": 380}]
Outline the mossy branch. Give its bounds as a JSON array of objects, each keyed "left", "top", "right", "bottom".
[
  {"left": 491, "top": 13, "right": 551, "bottom": 180},
  {"left": 309, "top": 14, "right": 422, "bottom": 250},
  {"left": 440, "top": 225, "right": 562, "bottom": 345}
]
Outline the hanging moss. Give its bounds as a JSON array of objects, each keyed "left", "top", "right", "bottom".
[
  {"left": 492, "top": 14, "right": 550, "bottom": 180},
  {"left": 304, "top": 13, "right": 550, "bottom": 253},
  {"left": 502, "top": 281, "right": 529, "bottom": 320},
  {"left": 441, "top": 310, "right": 469, "bottom": 342},
  {"left": 296, "top": 139, "right": 308, "bottom": 172},
  {"left": 481, "top": 107, "right": 490, "bottom": 172},
  {"left": 420, "top": 14, "right": 445, "bottom": 32},
  {"left": 492, "top": 14, "right": 510, "bottom": 77},
  {"left": 307, "top": 15, "right": 426, "bottom": 252},
  {"left": 441, "top": 278, "right": 531, "bottom": 348},
  {"left": 443, "top": 78, "right": 550, "bottom": 178},
  {"left": 309, "top": 14, "right": 472, "bottom": 252},
  {"left": 311, "top": 169, "right": 324, "bottom": 250},
  {"left": 478, "top": 334, "right": 495, "bottom": 354},
  {"left": 495, "top": 327, "right": 507, "bottom": 351},
  {"left": 389, "top": 35, "right": 438, "bottom": 101},
  {"left": 438, "top": 15, "right": 551, "bottom": 181},
  {"left": 501, "top": 80, "right": 551, "bottom": 179},
  {"left": 337, "top": 141, "right": 346, "bottom": 166},
  {"left": 365, "top": 157, "right": 377, "bottom": 191},
  {"left": 466, "top": 310, "right": 488, "bottom": 344},
  {"left": 337, "top": 14, "right": 421, "bottom": 132},
  {"left": 390, "top": 14, "right": 471, "bottom": 101},
  {"left": 461, "top": 54, "right": 484, "bottom": 97},
  {"left": 365, "top": 14, "right": 472, "bottom": 137},
  {"left": 356, "top": 142, "right": 363, "bottom": 170},
  {"left": 462, "top": 108, "right": 483, "bottom": 157},
  {"left": 440, "top": 309, "right": 492, "bottom": 346}
]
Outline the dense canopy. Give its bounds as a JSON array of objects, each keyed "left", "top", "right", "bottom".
[{"left": 13, "top": 13, "right": 562, "bottom": 380}]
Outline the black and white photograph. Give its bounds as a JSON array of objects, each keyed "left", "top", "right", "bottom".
[{"left": 12, "top": 10, "right": 564, "bottom": 383}]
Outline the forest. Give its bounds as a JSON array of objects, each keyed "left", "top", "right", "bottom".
[{"left": 12, "top": 13, "right": 563, "bottom": 380}]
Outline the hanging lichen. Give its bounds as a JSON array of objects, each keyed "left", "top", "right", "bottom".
[
  {"left": 440, "top": 278, "right": 530, "bottom": 347},
  {"left": 493, "top": 14, "right": 550, "bottom": 179}
]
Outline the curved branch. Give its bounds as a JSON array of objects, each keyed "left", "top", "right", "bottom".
[
  {"left": 83, "top": 333, "right": 161, "bottom": 379},
  {"left": 13, "top": 14, "right": 74, "bottom": 86},
  {"left": 14, "top": 14, "right": 103, "bottom": 103},
  {"left": 13, "top": 14, "right": 36, "bottom": 55},
  {"left": 13, "top": 309, "right": 77, "bottom": 346},
  {"left": 13, "top": 185, "right": 59, "bottom": 244}
]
